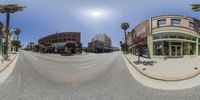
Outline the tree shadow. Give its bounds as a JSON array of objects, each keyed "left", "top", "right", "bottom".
[{"left": 134, "top": 61, "right": 157, "bottom": 66}]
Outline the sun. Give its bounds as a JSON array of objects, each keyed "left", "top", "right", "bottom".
[{"left": 91, "top": 11, "right": 102, "bottom": 17}]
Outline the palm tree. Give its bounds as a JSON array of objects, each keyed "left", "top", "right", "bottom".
[
  {"left": 0, "top": 4, "right": 26, "bottom": 59},
  {"left": 120, "top": 22, "right": 130, "bottom": 53},
  {"left": 190, "top": 4, "right": 200, "bottom": 12},
  {"left": 14, "top": 28, "right": 21, "bottom": 41}
]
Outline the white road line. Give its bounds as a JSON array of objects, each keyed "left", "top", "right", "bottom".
[
  {"left": 79, "top": 63, "right": 97, "bottom": 70},
  {"left": 18, "top": 74, "right": 21, "bottom": 85}
]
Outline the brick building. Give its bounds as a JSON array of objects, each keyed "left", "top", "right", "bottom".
[{"left": 38, "top": 32, "right": 82, "bottom": 53}]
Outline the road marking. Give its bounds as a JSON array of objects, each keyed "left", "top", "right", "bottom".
[
  {"left": 66, "top": 75, "right": 79, "bottom": 87},
  {"left": 18, "top": 74, "right": 21, "bottom": 85},
  {"left": 78, "top": 63, "right": 97, "bottom": 70}
]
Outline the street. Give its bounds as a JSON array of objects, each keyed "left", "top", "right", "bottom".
[{"left": 0, "top": 51, "right": 200, "bottom": 100}]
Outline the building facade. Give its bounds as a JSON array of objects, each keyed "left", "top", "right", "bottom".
[
  {"left": 38, "top": 32, "right": 82, "bottom": 53},
  {"left": 0, "top": 22, "right": 4, "bottom": 57},
  {"left": 128, "top": 15, "right": 200, "bottom": 59},
  {"left": 88, "top": 33, "right": 112, "bottom": 53}
]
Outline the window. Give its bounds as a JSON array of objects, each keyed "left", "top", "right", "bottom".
[
  {"left": 169, "top": 34, "right": 177, "bottom": 38},
  {"left": 189, "top": 22, "right": 195, "bottom": 29},
  {"left": 157, "top": 19, "right": 166, "bottom": 27},
  {"left": 141, "top": 26, "right": 145, "bottom": 33},
  {"left": 171, "top": 19, "right": 180, "bottom": 26},
  {"left": 198, "top": 26, "right": 200, "bottom": 32}
]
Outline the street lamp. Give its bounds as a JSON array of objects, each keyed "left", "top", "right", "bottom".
[{"left": 1, "top": 38, "right": 5, "bottom": 63}]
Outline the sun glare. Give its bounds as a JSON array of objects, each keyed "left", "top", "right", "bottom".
[{"left": 91, "top": 11, "right": 101, "bottom": 16}]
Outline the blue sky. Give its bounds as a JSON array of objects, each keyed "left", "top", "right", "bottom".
[{"left": 0, "top": 0, "right": 200, "bottom": 47}]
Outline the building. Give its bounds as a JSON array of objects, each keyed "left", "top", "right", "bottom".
[
  {"left": 111, "top": 46, "right": 120, "bottom": 51},
  {"left": 0, "top": 22, "right": 16, "bottom": 59},
  {"left": 38, "top": 32, "right": 82, "bottom": 53},
  {"left": 128, "top": 15, "right": 200, "bottom": 59},
  {"left": 88, "top": 33, "right": 112, "bottom": 53},
  {"left": 0, "top": 22, "right": 4, "bottom": 58}
]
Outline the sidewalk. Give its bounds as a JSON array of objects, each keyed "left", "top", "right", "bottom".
[
  {"left": 0, "top": 53, "right": 18, "bottom": 73},
  {"left": 124, "top": 54, "right": 200, "bottom": 81}
]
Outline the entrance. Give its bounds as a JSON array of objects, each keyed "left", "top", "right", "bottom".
[{"left": 171, "top": 44, "right": 182, "bottom": 57}]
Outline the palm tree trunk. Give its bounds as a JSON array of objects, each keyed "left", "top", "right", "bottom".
[
  {"left": 4, "top": 12, "right": 10, "bottom": 59},
  {"left": 17, "top": 35, "right": 19, "bottom": 41},
  {"left": 124, "top": 29, "right": 127, "bottom": 53}
]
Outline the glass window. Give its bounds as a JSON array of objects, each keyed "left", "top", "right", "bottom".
[
  {"left": 157, "top": 19, "right": 166, "bottom": 27},
  {"left": 141, "top": 26, "right": 145, "bottom": 33},
  {"left": 161, "top": 34, "right": 169, "bottom": 38},
  {"left": 153, "top": 41, "right": 164, "bottom": 56},
  {"left": 198, "top": 26, "right": 200, "bottom": 32},
  {"left": 189, "top": 22, "right": 195, "bottom": 30},
  {"left": 192, "top": 37, "right": 196, "bottom": 41},
  {"left": 171, "top": 19, "right": 181, "bottom": 26},
  {"left": 169, "top": 34, "right": 177, "bottom": 38},
  {"left": 153, "top": 35, "right": 160, "bottom": 40},
  {"left": 185, "top": 35, "right": 191, "bottom": 40},
  {"left": 178, "top": 34, "right": 185, "bottom": 39}
]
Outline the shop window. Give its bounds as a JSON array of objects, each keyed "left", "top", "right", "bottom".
[
  {"left": 177, "top": 34, "right": 185, "bottom": 39},
  {"left": 192, "top": 37, "right": 196, "bottom": 41},
  {"left": 169, "top": 34, "right": 177, "bottom": 38},
  {"left": 153, "top": 41, "right": 164, "bottom": 56},
  {"left": 185, "top": 35, "right": 191, "bottom": 40},
  {"left": 153, "top": 35, "right": 160, "bottom": 40}
]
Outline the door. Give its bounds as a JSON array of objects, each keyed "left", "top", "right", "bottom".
[
  {"left": 171, "top": 45, "right": 182, "bottom": 57},
  {"left": 171, "top": 46, "right": 176, "bottom": 56}
]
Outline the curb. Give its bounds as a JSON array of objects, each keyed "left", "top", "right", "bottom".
[
  {"left": 0, "top": 53, "right": 19, "bottom": 73},
  {"left": 123, "top": 54, "right": 200, "bottom": 81}
]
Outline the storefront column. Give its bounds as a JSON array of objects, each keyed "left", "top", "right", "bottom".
[
  {"left": 196, "top": 38, "right": 199, "bottom": 56},
  {"left": 181, "top": 42, "right": 183, "bottom": 56},
  {"left": 169, "top": 41, "right": 171, "bottom": 56},
  {"left": 147, "top": 36, "right": 153, "bottom": 58}
]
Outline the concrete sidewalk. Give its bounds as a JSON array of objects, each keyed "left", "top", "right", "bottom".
[
  {"left": 0, "top": 53, "right": 18, "bottom": 73},
  {"left": 124, "top": 54, "right": 200, "bottom": 81}
]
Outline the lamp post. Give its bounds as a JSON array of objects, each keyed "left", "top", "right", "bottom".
[{"left": 1, "top": 38, "right": 5, "bottom": 63}]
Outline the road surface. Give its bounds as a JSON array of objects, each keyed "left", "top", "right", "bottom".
[{"left": 0, "top": 51, "right": 200, "bottom": 100}]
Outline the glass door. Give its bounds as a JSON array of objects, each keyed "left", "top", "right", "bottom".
[
  {"left": 177, "top": 46, "right": 181, "bottom": 56},
  {"left": 171, "top": 46, "right": 176, "bottom": 56},
  {"left": 171, "top": 45, "right": 182, "bottom": 57}
]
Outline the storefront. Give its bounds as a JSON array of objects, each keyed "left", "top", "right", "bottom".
[{"left": 152, "top": 32, "right": 199, "bottom": 58}]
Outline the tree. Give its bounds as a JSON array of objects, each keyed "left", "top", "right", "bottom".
[
  {"left": 12, "top": 40, "right": 20, "bottom": 51},
  {"left": 14, "top": 28, "right": 21, "bottom": 41},
  {"left": 120, "top": 22, "right": 130, "bottom": 54},
  {"left": 14, "top": 28, "right": 21, "bottom": 51},
  {"left": 120, "top": 41, "right": 125, "bottom": 52},
  {"left": 65, "top": 42, "right": 77, "bottom": 54},
  {"left": 0, "top": 4, "right": 26, "bottom": 59},
  {"left": 190, "top": 4, "right": 200, "bottom": 12}
]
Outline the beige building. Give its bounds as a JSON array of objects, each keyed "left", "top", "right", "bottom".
[
  {"left": 88, "top": 33, "right": 112, "bottom": 53},
  {"left": 91, "top": 33, "right": 112, "bottom": 49},
  {"left": 128, "top": 15, "right": 200, "bottom": 59}
]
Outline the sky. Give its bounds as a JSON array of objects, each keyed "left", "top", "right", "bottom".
[{"left": 0, "top": 0, "right": 200, "bottom": 47}]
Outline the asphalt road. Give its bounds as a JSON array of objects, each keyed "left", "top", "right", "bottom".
[{"left": 1, "top": 50, "right": 200, "bottom": 100}]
